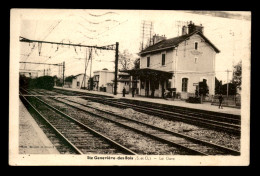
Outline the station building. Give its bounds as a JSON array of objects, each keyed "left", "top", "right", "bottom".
[
  {"left": 123, "top": 21, "right": 220, "bottom": 99},
  {"left": 70, "top": 73, "right": 89, "bottom": 89},
  {"left": 93, "top": 68, "right": 131, "bottom": 94},
  {"left": 93, "top": 68, "right": 114, "bottom": 91}
]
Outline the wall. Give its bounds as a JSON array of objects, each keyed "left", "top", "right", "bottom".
[
  {"left": 71, "top": 74, "right": 89, "bottom": 89},
  {"left": 172, "top": 34, "right": 216, "bottom": 98},
  {"left": 118, "top": 82, "right": 130, "bottom": 94},
  {"left": 139, "top": 33, "right": 217, "bottom": 99},
  {"left": 93, "top": 71, "right": 115, "bottom": 91},
  {"left": 140, "top": 50, "right": 174, "bottom": 72},
  {"left": 175, "top": 34, "right": 215, "bottom": 73},
  {"left": 99, "top": 71, "right": 114, "bottom": 88}
]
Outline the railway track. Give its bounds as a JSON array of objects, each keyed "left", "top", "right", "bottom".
[
  {"left": 119, "top": 98, "right": 240, "bottom": 124},
  {"left": 22, "top": 88, "right": 240, "bottom": 155},
  {"left": 50, "top": 88, "right": 241, "bottom": 136},
  {"left": 19, "top": 91, "right": 137, "bottom": 155}
]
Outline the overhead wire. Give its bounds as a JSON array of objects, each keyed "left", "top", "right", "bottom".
[{"left": 23, "top": 19, "right": 64, "bottom": 63}]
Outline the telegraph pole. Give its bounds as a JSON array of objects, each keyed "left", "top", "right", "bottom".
[
  {"left": 90, "top": 48, "right": 93, "bottom": 82},
  {"left": 114, "top": 42, "right": 119, "bottom": 95},
  {"left": 141, "top": 22, "right": 145, "bottom": 50},
  {"left": 83, "top": 49, "right": 88, "bottom": 89},
  {"left": 63, "top": 61, "right": 65, "bottom": 87},
  {"left": 225, "top": 69, "right": 232, "bottom": 98}
]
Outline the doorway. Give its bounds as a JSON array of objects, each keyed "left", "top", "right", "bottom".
[
  {"left": 145, "top": 80, "right": 149, "bottom": 97},
  {"left": 161, "top": 80, "right": 165, "bottom": 98}
]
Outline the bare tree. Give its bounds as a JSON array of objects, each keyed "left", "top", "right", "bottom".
[
  {"left": 232, "top": 60, "right": 242, "bottom": 90},
  {"left": 119, "top": 49, "right": 134, "bottom": 70},
  {"left": 133, "top": 58, "right": 140, "bottom": 69}
]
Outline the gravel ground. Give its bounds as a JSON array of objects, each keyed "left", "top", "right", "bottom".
[
  {"left": 38, "top": 96, "right": 189, "bottom": 155},
  {"left": 66, "top": 96, "right": 240, "bottom": 151},
  {"left": 33, "top": 89, "right": 240, "bottom": 151}
]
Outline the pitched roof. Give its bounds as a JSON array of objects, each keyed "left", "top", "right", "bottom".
[
  {"left": 120, "top": 68, "right": 173, "bottom": 79},
  {"left": 73, "top": 73, "right": 90, "bottom": 78},
  {"left": 140, "top": 31, "right": 220, "bottom": 55}
]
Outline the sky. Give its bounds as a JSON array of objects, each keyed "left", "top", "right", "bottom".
[{"left": 19, "top": 9, "right": 251, "bottom": 83}]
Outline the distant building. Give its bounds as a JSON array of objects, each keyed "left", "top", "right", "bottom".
[
  {"left": 92, "top": 69, "right": 131, "bottom": 94},
  {"left": 122, "top": 21, "right": 220, "bottom": 99},
  {"left": 93, "top": 69, "right": 114, "bottom": 91},
  {"left": 116, "top": 72, "right": 131, "bottom": 94},
  {"left": 71, "top": 73, "right": 90, "bottom": 89}
]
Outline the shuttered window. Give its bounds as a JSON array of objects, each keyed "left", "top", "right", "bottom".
[
  {"left": 162, "top": 54, "right": 165, "bottom": 65},
  {"left": 147, "top": 57, "right": 150, "bottom": 67},
  {"left": 195, "top": 42, "right": 198, "bottom": 50},
  {"left": 182, "top": 78, "right": 188, "bottom": 92}
]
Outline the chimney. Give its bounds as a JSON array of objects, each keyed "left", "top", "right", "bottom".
[
  {"left": 182, "top": 26, "right": 188, "bottom": 35},
  {"left": 152, "top": 34, "right": 167, "bottom": 45},
  {"left": 187, "top": 21, "right": 204, "bottom": 34}
]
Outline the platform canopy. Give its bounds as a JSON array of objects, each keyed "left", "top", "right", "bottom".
[{"left": 120, "top": 68, "right": 173, "bottom": 80}]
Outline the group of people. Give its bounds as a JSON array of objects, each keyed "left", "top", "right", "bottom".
[{"left": 122, "top": 87, "right": 135, "bottom": 97}]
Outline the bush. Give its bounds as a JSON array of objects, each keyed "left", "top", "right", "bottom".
[{"left": 186, "top": 97, "right": 201, "bottom": 103}]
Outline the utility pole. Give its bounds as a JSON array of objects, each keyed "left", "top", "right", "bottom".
[
  {"left": 225, "top": 69, "right": 232, "bottom": 98},
  {"left": 19, "top": 37, "right": 117, "bottom": 89},
  {"left": 90, "top": 48, "right": 93, "bottom": 83},
  {"left": 114, "top": 42, "right": 119, "bottom": 95},
  {"left": 63, "top": 61, "right": 65, "bottom": 87},
  {"left": 83, "top": 49, "right": 88, "bottom": 89},
  {"left": 141, "top": 21, "right": 145, "bottom": 50},
  {"left": 175, "top": 21, "right": 181, "bottom": 36},
  {"left": 149, "top": 21, "right": 153, "bottom": 46}
]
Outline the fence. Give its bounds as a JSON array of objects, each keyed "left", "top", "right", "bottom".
[{"left": 211, "top": 95, "right": 241, "bottom": 108}]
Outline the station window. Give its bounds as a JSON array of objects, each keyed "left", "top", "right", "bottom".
[
  {"left": 162, "top": 54, "right": 165, "bottom": 66},
  {"left": 195, "top": 42, "right": 198, "bottom": 50},
  {"left": 182, "top": 78, "right": 188, "bottom": 92},
  {"left": 147, "top": 57, "right": 150, "bottom": 67},
  {"left": 77, "top": 81, "right": 80, "bottom": 86}
]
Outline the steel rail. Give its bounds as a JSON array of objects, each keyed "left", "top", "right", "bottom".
[
  {"left": 37, "top": 88, "right": 241, "bottom": 135},
  {"left": 58, "top": 97, "right": 240, "bottom": 156},
  {"left": 58, "top": 91, "right": 240, "bottom": 135},
  {"left": 25, "top": 88, "right": 241, "bottom": 135},
  {"left": 53, "top": 88, "right": 240, "bottom": 122},
  {"left": 23, "top": 88, "right": 207, "bottom": 155},
  {"left": 54, "top": 87, "right": 240, "bottom": 120},
  {"left": 100, "top": 98, "right": 240, "bottom": 128},
  {"left": 51, "top": 97, "right": 208, "bottom": 155},
  {"left": 21, "top": 91, "right": 137, "bottom": 155},
  {"left": 119, "top": 99, "right": 240, "bottom": 123},
  {"left": 25, "top": 88, "right": 241, "bottom": 155},
  {"left": 19, "top": 92, "right": 83, "bottom": 154}
]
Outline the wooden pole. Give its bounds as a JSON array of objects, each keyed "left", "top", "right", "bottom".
[
  {"left": 114, "top": 42, "right": 119, "bottom": 95},
  {"left": 63, "top": 61, "right": 65, "bottom": 87}
]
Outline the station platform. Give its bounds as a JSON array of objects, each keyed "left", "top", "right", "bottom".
[
  {"left": 19, "top": 99, "right": 60, "bottom": 154},
  {"left": 55, "top": 87, "right": 241, "bottom": 116}
]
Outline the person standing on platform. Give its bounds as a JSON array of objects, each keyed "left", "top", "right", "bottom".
[
  {"left": 132, "top": 88, "right": 135, "bottom": 97},
  {"left": 123, "top": 87, "right": 126, "bottom": 97},
  {"left": 218, "top": 94, "right": 224, "bottom": 109}
]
